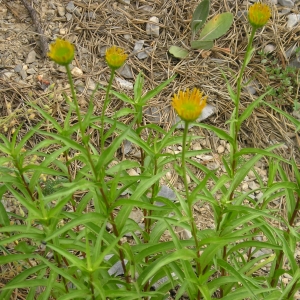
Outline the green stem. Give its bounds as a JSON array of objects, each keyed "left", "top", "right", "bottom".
[
  {"left": 100, "top": 69, "right": 115, "bottom": 152},
  {"left": 182, "top": 122, "right": 190, "bottom": 199},
  {"left": 182, "top": 122, "right": 201, "bottom": 299},
  {"left": 66, "top": 64, "right": 85, "bottom": 140},
  {"left": 230, "top": 26, "right": 256, "bottom": 178}
]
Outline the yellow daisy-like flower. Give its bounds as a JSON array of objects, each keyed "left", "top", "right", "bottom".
[
  {"left": 48, "top": 38, "right": 75, "bottom": 66},
  {"left": 105, "top": 46, "right": 128, "bottom": 70},
  {"left": 248, "top": 3, "right": 271, "bottom": 28},
  {"left": 172, "top": 88, "right": 207, "bottom": 122}
]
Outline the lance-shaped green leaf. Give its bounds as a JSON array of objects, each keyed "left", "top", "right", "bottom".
[
  {"left": 199, "top": 12, "right": 233, "bottom": 41},
  {"left": 191, "top": 0, "right": 210, "bottom": 39}
]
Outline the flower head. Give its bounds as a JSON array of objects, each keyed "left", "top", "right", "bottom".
[
  {"left": 48, "top": 38, "right": 75, "bottom": 66},
  {"left": 248, "top": 3, "right": 271, "bottom": 28},
  {"left": 105, "top": 46, "right": 128, "bottom": 70},
  {"left": 172, "top": 88, "right": 207, "bottom": 122}
]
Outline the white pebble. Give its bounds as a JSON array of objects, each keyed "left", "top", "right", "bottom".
[
  {"left": 264, "top": 44, "right": 276, "bottom": 53},
  {"left": 242, "top": 183, "right": 249, "bottom": 191},
  {"left": 217, "top": 145, "right": 225, "bottom": 154},
  {"left": 287, "top": 14, "right": 300, "bottom": 29},
  {"left": 146, "top": 16, "right": 159, "bottom": 37},
  {"left": 71, "top": 67, "right": 83, "bottom": 77}
]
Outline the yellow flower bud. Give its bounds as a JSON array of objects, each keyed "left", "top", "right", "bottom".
[
  {"left": 248, "top": 3, "right": 271, "bottom": 28},
  {"left": 48, "top": 38, "right": 75, "bottom": 66},
  {"left": 105, "top": 46, "right": 128, "bottom": 70},
  {"left": 172, "top": 88, "right": 207, "bottom": 122}
]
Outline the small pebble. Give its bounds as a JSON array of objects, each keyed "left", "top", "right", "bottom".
[
  {"left": 264, "top": 44, "right": 276, "bottom": 53},
  {"left": 119, "top": 64, "right": 134, "bottom": 79},
  {"left": 115, "top": 77, "right": 133, "bottom": 90},
  {"left": 59, "top": 28, "right": 67, "bottom": 35},
  {"left": 128, "top": 169, "right": 139, "bottom": 176},
  {"left": 66, "top": 1, "right": 75, "bottom": 13},
  {"left": 248, "top": 181, "right": 258, "bottom": 190},
  {"left": 247, "top": 170, "right": 256, "bottom": 179},
  {"left": 71, "top": 67, "right": 83, "bottom": 76},
  {"left": 26, "top": 68, "right": 36, "bottom": 74},
  {"left": 57, "top": 6, "right": 65, "bottom": 17},
  {"left": 278, "top": 0, "right": 294, "bottom": 8},
  {"left": 14, "top": 64, "right": 22, "bottom": 72},
  {"left": 146, "top": 16, "right": 159, "bottom": 37},
  {"left": 192, "top": 143, "right": 202, "bottom": 151},
  {"left": 19, "top": 69, "right": 27, "bottom": 80},
  {"left": 242, "top": 183, "right": 249, "bottom": 191},
  {"left": 165, "top": 172, "right": 172, "bottom": 180},
  {"left": 287, "top": 14, "right": 300, "bottom": 29},
  {"left": 26, "top": 50, "right": 36, "bottom": 64},
  {"left": 217, "top": 145, "right": 225, "bottom": 154}
]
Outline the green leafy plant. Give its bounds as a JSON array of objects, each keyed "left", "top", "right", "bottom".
[
  {"left": 0, "top": 3, "right": 300, "bottom": 300},
  {"left": 169, "top": 0, "right": 233, "bottom": 58},
  {"left": 259, "top": 50, "right": 300, "bottom": 107}
]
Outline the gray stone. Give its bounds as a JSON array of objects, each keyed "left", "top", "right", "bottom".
[
  {"left": 278, "top": 0, "right": 295, "bottom": 7},
  {"left": 115, "top": 77, "right": 133, "bottom": 89},
  {"left": 133, "top": 40, "right": 144, "bottom": 54},
  {"left": 108, "top": 259, "right": 128, "bottom": 276},
  {"left": 243, "top": 79, "right": 259, "bottom": 95},
  {"left": 57, "top": 66, "right": 67, "bottom": 73},
  {"left": 146, "top": 16, "right": 159, "bottom": 37},
  {"left": 289, "top": 56, "right": 300, "bottom": 68},
  {"left": 155, "top": 185, "right": 177, "bottom": 206},
  {"left": 26, "top": 50, "right": 36, "bottom": 64},
  {"left": 122, "top": 140, "right": 132, "bottom": 155},
  {"left": 249, "top": 181, "right": 259, "bottom": 190},
  {"left": 279, "top": 8, "right": 291, "bottom": 16},
  {"left": 100, "top": 46, "right": 108, "bottom": 57},
  {"left": 145, "top": 107, "right": 161, "bottom": 123},
  {"left": 74, "top": 80, "right": 85, "bottom": 92},
  {"left": 14, "top": 64, "right": 22, "bottom": 72},
  {"left": 137, "top": 47, "right": 153, "bottom": 60},
  {"left": 118, "top": 64, "right": 134, "bottom": 79},
  {"left": 66, "top": 1, "right": 75, "bottom": 13},
  {"left": 287, "top": 14, "right": 300, "bottom": 29},
  {"left": 19, "top": 69, "right": 27, "bottom": 80},
  {"left": 26, "top": 68, "right": 36, "bottom": 74},
  {"left": 66, "top": 13, "right": 72, "bottom": 21},
  {"left": 285, "top": 43, "right": 298, "bottom": 58}
]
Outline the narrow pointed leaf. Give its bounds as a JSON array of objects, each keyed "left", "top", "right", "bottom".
[{"left": 191, "top": 0, "right": 210, "bottom": 37}]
